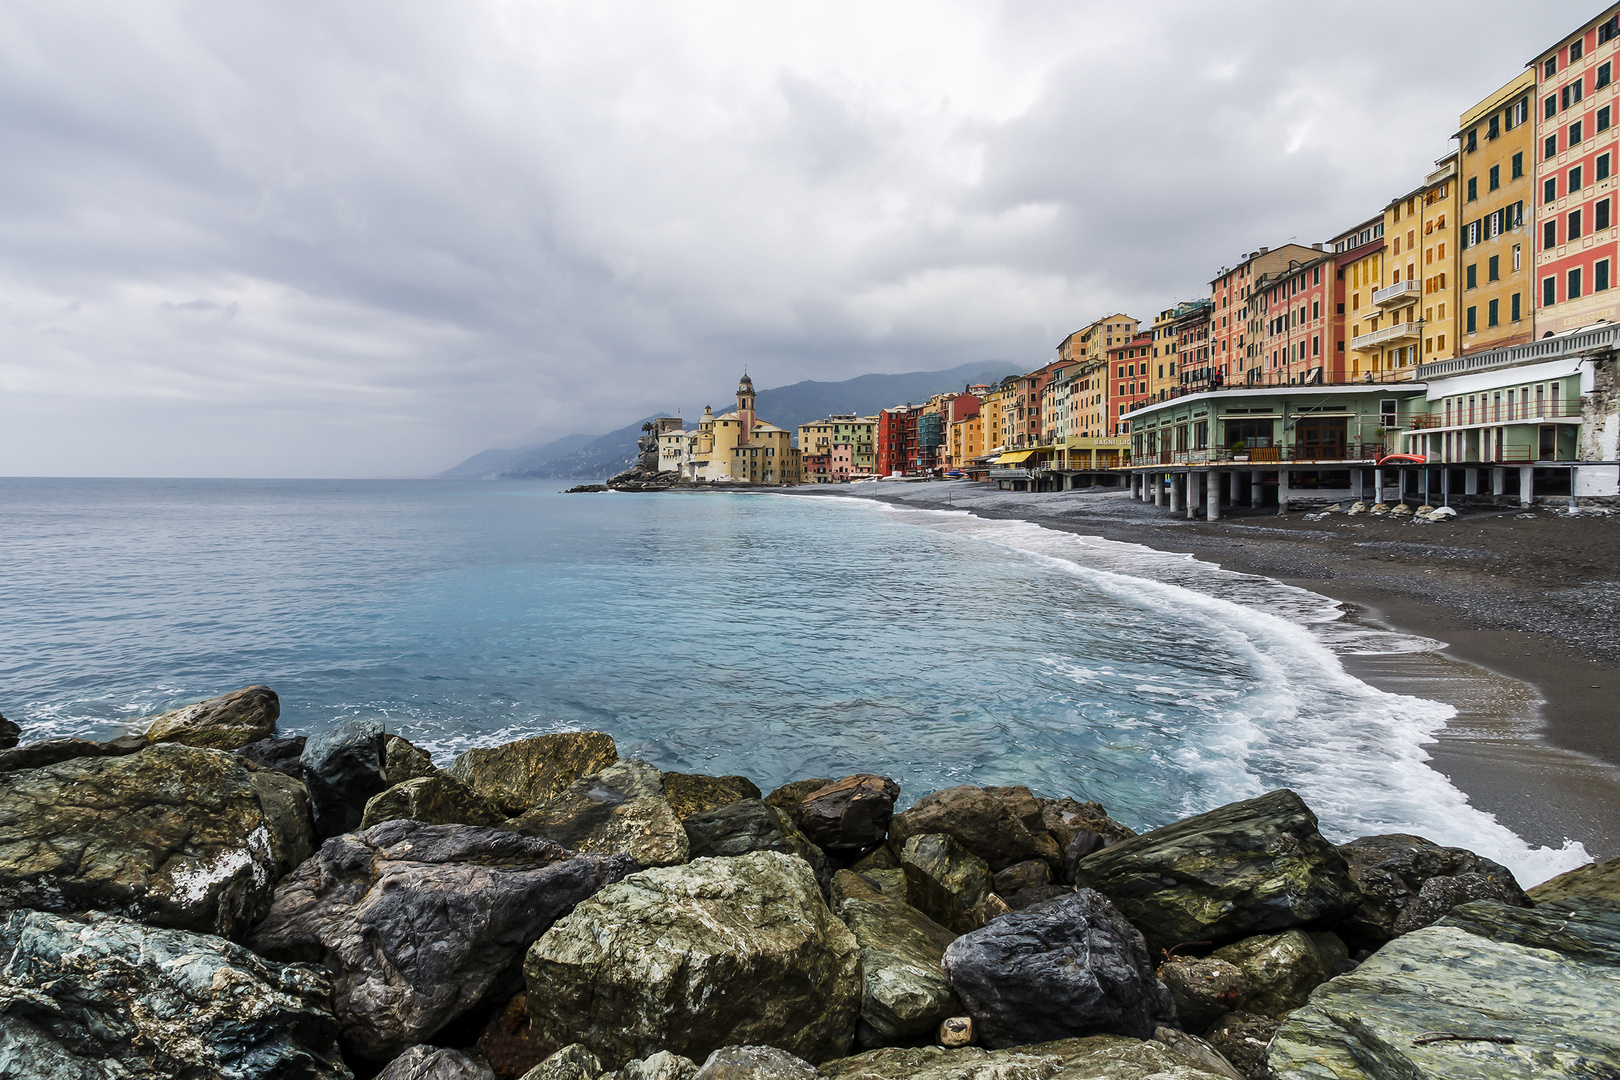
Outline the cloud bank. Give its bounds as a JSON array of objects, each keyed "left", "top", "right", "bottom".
[{"left": 0, "top": 0, "right": 1590, "bottom": 475}]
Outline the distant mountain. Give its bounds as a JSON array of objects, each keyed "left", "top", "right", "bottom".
[{"left": 438, "top": 360, "right": 1024, "bottom": 481}]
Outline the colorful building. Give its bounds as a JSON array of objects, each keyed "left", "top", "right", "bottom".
[
  {"left": 1419, "top": 153, "right": 1462, "bottom": 362},
  {"left": 1106, "top": 331, "right": 1156, "bottom": 432},
  {"left": 1456, "top": 71, "right": 1535, "bottom": 353},
  {"left": 1247, "top": 247, "right": 1345, "bottom": 386},
  {"left": 664, "top": 375, "right": 797, "bottom": 484},
  {"left": 798, "top": 414, "right": 877, "bottom": 483},
  {"left": 1338, "top": 215, "right": 1406, "bottom": 380},
  {"left": 1531, "top": 6, "right": 1620, "bottom": 335}
]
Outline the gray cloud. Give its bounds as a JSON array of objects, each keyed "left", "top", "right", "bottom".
[{"left": 0, "top": 0, "right": 1592, "bottom": 475}]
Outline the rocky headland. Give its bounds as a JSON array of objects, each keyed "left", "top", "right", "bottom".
[{"left": 1, "top": 689, "right": 1617, "bottom": 1079}]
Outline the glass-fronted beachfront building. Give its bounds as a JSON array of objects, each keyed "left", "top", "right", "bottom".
[{"left": 1119, "top": 323, "right": 1620, "bottom": 512}]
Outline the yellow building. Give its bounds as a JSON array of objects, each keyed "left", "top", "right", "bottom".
[
  {"left": 1148, "top": 307, "right": 1181, "bottom": 402},
  {"left": 671, "top": 375, "right": 797, "bottom": 484},
  {"left": 1339, "top": 214, "right": 1402, "bottom": 379},
  {"left": 797, "top": 414, "right": 877, "bottom": 482},
  {"left": 1418, "top": 154, "right": 1460, "bottom": 362},
  {"left": 947, "top": 409, "right": 990, "bottom": 466},
  {"left": 1456, "top": 70, "right": 1536, "bottom": 353},
  {"left": 1059, "top": 314, "right": 1141, "bottom": 436}
]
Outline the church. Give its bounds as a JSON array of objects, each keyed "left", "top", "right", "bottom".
[{"left": 658, "top": 375, "right": 800, "bottom": 484}]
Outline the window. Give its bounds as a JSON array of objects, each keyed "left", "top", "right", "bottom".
[
  {"left": 1488, "top": 299, "right": 1500, "bottom": 327},
  {"left": 1467, "top": 177, "right": 1478, "bottom": 201},
  {"left": 1545, "top": 134, "right": 1558, "bottom": 160},
  {"left": 1603, "top": 14, "right": 1620, "bottom": 43},
  {"left": 1546, "top": 58, "right": 1558, "bottom": 78},
  {"left": 1571, "top": 120, "right": 1584, "bottom": 146},
  {"left": 1600, "top": 260, "right": 1612, "bottom": 292},
  {"left": 1489, "top": 255, "right": 1500, "bottom": 282},
  {"left": 1512, "top": 151, "right": 1524, "bottom": 179},
  {"left": 1571, "top": 165, "right": 1584, "bottom": 192},
  {"left": 1513, "top": 98, "right": 1529, "bottom": 127},
  {"left": 1603, "top": 106, "right": 1615, "bottom": 134},
  {"left": 1312, "top": 300, "right": 1320, "bottom": 319},
  {"left": 1570, "top": 267, "right": 1583, "bottom": 299},
  {"left": 1602, "top": 62, "right": 1615, "bottom": 89},
  {"left": 1467, "top": 263, "right": 1478, "bottom": 289},
  {"left": 1570, "top": 209, "right": 1583, "bottom": 240},
  {"left": 1602, "top": 154, "right": 1613, "bottom": 182},
  {"left": 1512, "top": 292, "right": 1522, "bottom": 321},
  {"left": 1488, "top": 115, "right": 1500, "bottom": 140},
  {"left": 1513, "top": 244, "right": 1522, "bottom": 271},
  {"left": 1466, "top": 306, "right": 1477, "bottom": 333},
  {"left": 1600, "top": 199, "right": 1612, "bottom": 231},
  {"left": 1489, "top": 165, "right": 1500, "bottom": 191},
  {"left": 1545, "top": 177, "right": 1558, "bottom": 204},
  {"left": 1572, "top": 38, "right": 1585, "bottom": 61},
  {"left": 1544, "top": 276, "right": 1557, "bottom": 305},
  {"left": 1465, "top": 128, "right": 1478, "bottom": 153},
  {"left": 1545, "top": 94, "right": 1558, "bottom": 120}
]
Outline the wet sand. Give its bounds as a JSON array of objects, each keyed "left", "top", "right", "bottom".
[{"left": 794, "top": 481, "right": 1620, "bottom": 860}]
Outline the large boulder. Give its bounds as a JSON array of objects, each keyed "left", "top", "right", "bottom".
[
  {"left": 942, "top": 890, "right": 1175, "bottom": 1048},
  {"left": 0, "top": 907, "right": 349, "bottom": 1079},
  {"left": 1069, "top": 790, "right": 1359, "bottom": 954},
  {"left": 693, "top": 1046, "right": 819, "bottom": 1080},
  {"left": 834, "top": 871, "right": 960, "bottom": 1047},
  {"left": 0, "top": 742, "right": 294, "bottom": 938},
  {"left": 1528, "top": 853, "right": 1620, "bottom": 904},
  {"left": 386, "top": 735, "right": 441, "bottom": 784},
  {"left": 449, "top": 732, "right": 619, "bottom": 817},
  {"left": 1335, "top": 833, "right": 1529, "bottom": 944},
  {"left": 238, "top": 734, "right": 309, "bottom": 779},
  {"left": 506, "top": 759, "right": 689, "bottom": 867},
  {"left": 763, "top": 777, "right": 833, "bottom": 816},
  {"left": 897, "top": 833, "right": 991, "bottom": 933},
  {"left": 249, "top": 765, "right": 319, "bottom": 877},
  {"left": 663, "top": 772, "right": 763, "bottom": 820},
  {"left": 797, "top": 775, "right": 901, "bottom": 853},
  {"left": 888, "top": 786, "right": 1061, "bottom": 872},
  {"left": 0, "top": 735, "right": 136, "bottom": 773},
  {"left": 519, "top": 1043, "right": 603, "bottom": 1080},
  {"left": 142, "top": 685, "right": 281, "bottom": 750},
  {"left": 1260, "top": 898, "right": 1620, "bottom": 1079},
  {"left": 524, "top": 851, "right": 861, "bottom": 1067},
  {"left": 625, "top": 1051, "right": 700, "bottom": 1080},
  {"left": 0, "top": 712, "right": 18, "bottom": 749},
  {"left": 361, "top": 775, "right": 507, "bottom": 830},
  {"left": 818, "top": 1035, "right": 1233, "bottom": 1080},
  {"left": 378, "top": 1045, "right": 496, "bottom": 1080},
  {"left": 684, "top": 799, "right": 830, "bottom": 891},
  {"left": 302, "top": 719, "right": 390, "bottom": 838},
  {"left": 248, "top": 820, "right": 636, "bottom": 1061},
  {"left": 1208, "top": 930, "right": 1347, "bottom": 1018}
]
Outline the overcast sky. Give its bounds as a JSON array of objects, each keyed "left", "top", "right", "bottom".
[{"left": 0, "top": 1, "right": 1594, "bottom": 476}]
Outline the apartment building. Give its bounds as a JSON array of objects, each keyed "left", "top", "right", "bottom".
[
  {"left": 1106, "top": 332, "right": 1156, "bottom": 432},
  {"left": 1456, "top": 72, "right": 1536, "bottom": 352},
  {"left": 1338, "top": 215, "right": 1404, "bottom": 378},
  {"left": 1532, "top": 6, "right": 1620, "bottom": 334},
  {"left": 1248, "top": 249, "right": 1344, "bottom": 386}
]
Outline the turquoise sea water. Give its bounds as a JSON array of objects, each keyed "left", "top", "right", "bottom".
[{"left": 0, "top": 478, "right": 1585, "bottom": 882}]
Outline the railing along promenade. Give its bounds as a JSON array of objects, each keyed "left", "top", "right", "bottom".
[{"left": 1127, "top": 443, "right": 1387, "bottom": 468}]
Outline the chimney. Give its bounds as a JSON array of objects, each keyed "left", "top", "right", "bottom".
[
  {"left": 1313, "top": 242, "right": 1324, "bottom": 251},
  {"left": 1259, "top": 246, "right": 1269, "bottom": 255}
]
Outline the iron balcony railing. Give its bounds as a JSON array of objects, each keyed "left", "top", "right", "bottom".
[
  {"left": 1416, "top": 323, "right": 1620, "bottom": 379},
  {"left": 1404, "top": 400, "right": 1583, "bottom": 429},
  {"left": 1128, "top": 443, "right": 1387, "bottom": 468}
]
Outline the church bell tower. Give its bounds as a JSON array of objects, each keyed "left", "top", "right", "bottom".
[{"left": 736, "top": 374, "right": 755, "bottom": 445}]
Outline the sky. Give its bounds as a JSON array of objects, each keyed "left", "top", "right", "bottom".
[{"left": 0, "top": 1, "right": 1598, "bottom": 477}]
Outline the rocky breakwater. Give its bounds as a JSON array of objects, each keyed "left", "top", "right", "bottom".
[{"left": 3, "top": 694, "right": 1619, "bottom": 1080}]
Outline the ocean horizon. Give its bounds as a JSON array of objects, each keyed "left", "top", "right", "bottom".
[{"left": 0, "top": 476, "right": 1587, "bottom": 885}]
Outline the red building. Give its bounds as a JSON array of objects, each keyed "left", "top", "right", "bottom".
[
  {"left": 1532, "top": 7, "right": 1620, "bottom": 334},
  {"left": 1105, "top": 332, "right": 1155, "bottom": 433},
  {"left": 876, "top": 407, "right": 907, "bottom": 476},
  {"left": 1250, "top": 251, "right": 1347, "bottom": 386}
]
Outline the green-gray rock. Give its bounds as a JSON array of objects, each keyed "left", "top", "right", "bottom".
[
  {"left": 1207, "top": 1012, "right": 1279, "bottom": 1079},
  {"left": 248, "top": 766, "right": 317, "bottom": 877},
  {"left": 385, "top": 735, "right": 441, "bottom": 784},
  {"left": 683, "top": 799, "right": 829, "bottom": 892},
  {"left": 1157, "top": 956, "right": 1249, "bottom": 1034},
  {"left": 898, "top": 833, "right": 991, "bottom": 933},
  {"left": 818, "top": 1035, "right": 1233, "bottom": 1080},
  {"left": 0, "top": 742, "right": 290, "bottom": 938},
  {"left": 1069, "top": 790, "right": 1359, "bottom": 954},
  {"left": 888, "top": 786, "right": 1061, "bottom": 873},
  {"left": 694, "top": 1046, "right": 820, "bottom": 1080},
  {"left": 835, "top": 872, "right": 960, "bottom": 1046},
  {"left": 832, "top": 868, "right": 908, "bottom": 906},
  {"left": 360, "top": 775, "right": 507, "bottom": 829},
  {"left": 507, "top": 758, "right": 689, "bottom": 867},
  {"left": 1210, "top": 930, "right": 1347, "bottom": 1018},
  {"left": 448, "top": 732, "right": 619, "bottom": 816},
  {"left": 519, "top": 1043, "right": 604, "bottom": 1080},
  {"left": 663, "top": 772, "right": 763, "bottom": 819},
  {"left": 1335, "top": 833, "right": 1528, "bottom": 944},
  {"left": 623, "top": 1051, "right": 699, "bottom": 1080},
  {"left": 524, "top": 851, "right": 860, "bottom": 1067},
  {"left": 142, "top": 685, "right": 280, "bottom": 750},
  {"left": 1528, "top": 853, "right": 1620, "bottom": 904},
  {"left": 1259, "top": 898, "right": 1620, "bottom": 1078},
  {"left": 0, "top": 907, "right": 350, "bottom": 1079}
]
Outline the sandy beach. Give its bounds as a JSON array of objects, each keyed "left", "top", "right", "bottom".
[{"left": 793, "top": 481, "right": 1620, "bottom": 862}]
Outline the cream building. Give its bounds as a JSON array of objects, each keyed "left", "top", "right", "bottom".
[{"left": 663, "top": 375, "right": 798, "bottom": 484}]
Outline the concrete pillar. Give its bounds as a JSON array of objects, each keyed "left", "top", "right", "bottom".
[
  {"left": 1492, "top": 467, "right": 1505, "bottom": 497},
  {"left": 1519, "top": 465, "right": 1534, "bottom": 506},
  {"left": 1170, "top": 473, "right": 1185, "bottom": 512},
  {"left": 1246, "top": 470, "right": 1258, "bottom": 506},
  {"left": 1277, "top": 469, "right": 1292, "bottom": 514},
  {"left": 1154, "top": 473, "right": 1166, "bottom": 506},
  {"left": 1352, "top": 469, "right": 1364, "bottom": 499},
  {"left": 1208, "top": 472, "right": 1223, "bottom": 520},
  {"left": 1373, "top": 467, "right": 1384, "bottom": 503},
  {"left": 1465, "top": 469, "right": 1479, "bottom": 496},
  {"left": 1187, "top": 472, "right": 1201, "bottom": 520},
  {"left": 1229, "top": 470, "right": 1240, "bottom": 503},
  {"left": 1421, "top": 468, "right": 1430, "bottom": 505}
]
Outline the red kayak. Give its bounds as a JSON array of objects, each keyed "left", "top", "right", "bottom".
[{"left": 1376, "top": 453, "right": 1427, "bottom": 465}]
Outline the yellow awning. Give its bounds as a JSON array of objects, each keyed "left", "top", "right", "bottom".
[{"left": 995, "top": 450, "right": 1035, "bottom": 463}]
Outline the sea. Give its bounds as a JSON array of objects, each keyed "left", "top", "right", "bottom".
[{"left": 0, "top": 478, "right": 1588, "bottom": 884}]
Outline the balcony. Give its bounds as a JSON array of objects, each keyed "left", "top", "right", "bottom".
[
  {"left": 1371, "top": 281, "right": 1421, "bottom": 308},
  {"left": 1350, "top": 321, "right": 1421, "bottom": 350}
]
